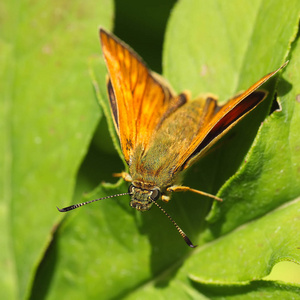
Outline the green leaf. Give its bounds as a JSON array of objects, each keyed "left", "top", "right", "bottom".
[
  {"left": 125, "top": 279, "right": 300, "bottom": 300},
  {"left": 0, "top": 0, "right": 114, "bottom": 299},
  {"left": 188, "top": 198, "right": 300, "bottom": 282},
  {"left": 164, "top": 0, "right": 297, "bottom": 99}
]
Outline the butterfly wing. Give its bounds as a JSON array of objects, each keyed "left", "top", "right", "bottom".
[
  {"left": 174, "top": 62, "right": 287, "bottom": 172},
  {"left": 100, "top": 29, "right": 185, "bottom": 165}
]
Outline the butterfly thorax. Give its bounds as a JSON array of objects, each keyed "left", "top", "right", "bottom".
[
  {"left": 129, "top": 181, "right": 160, "bottom": 211},
  {"left": 129, "top": 99, "right": 217, "bottom": 192}
]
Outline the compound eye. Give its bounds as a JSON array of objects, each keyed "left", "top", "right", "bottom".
[
  {"left": 128, "top": 184, "right": 134, "bottom": 194},
  {"left": 150, "top": 188, "right": 161, "bottom": 201}
]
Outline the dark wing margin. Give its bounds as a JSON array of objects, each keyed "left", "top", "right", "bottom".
[
  {"left": 107, "top": 78, "right": 119, "bottom": 133},
  {"left": 183, "top": 90, "right": 266, "bottom": 168}
]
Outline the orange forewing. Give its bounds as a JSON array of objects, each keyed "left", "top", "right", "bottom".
[{"left": 100, "top": 29, "right": 185, "bottom": 164}]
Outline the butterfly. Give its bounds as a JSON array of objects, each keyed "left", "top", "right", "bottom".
[{"left": 57, "top": 28, "right": 287, "bottom": 247}]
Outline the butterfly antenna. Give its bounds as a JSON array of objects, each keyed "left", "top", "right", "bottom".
[
  {"left": 151, "top": 199, "right": 197, "bottom": 248},
  {"left": 57, "top": 192, "right": 131, "bottom": 212}
]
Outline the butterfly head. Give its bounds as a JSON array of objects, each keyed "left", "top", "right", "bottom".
[{"left": 128, "top": 183, "right": 161, "bottom": 212}]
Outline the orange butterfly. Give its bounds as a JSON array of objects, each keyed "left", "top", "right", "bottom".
[{"left": 58, "top": 28, "right": 287, "bottom": 247}]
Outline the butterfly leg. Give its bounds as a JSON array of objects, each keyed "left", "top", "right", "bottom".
[
  {"left": 113, "top": 172, "right": 132, "bottom": 182},
  {"left": 167, "top": 185, "right": 222, "bottom": 202}
]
